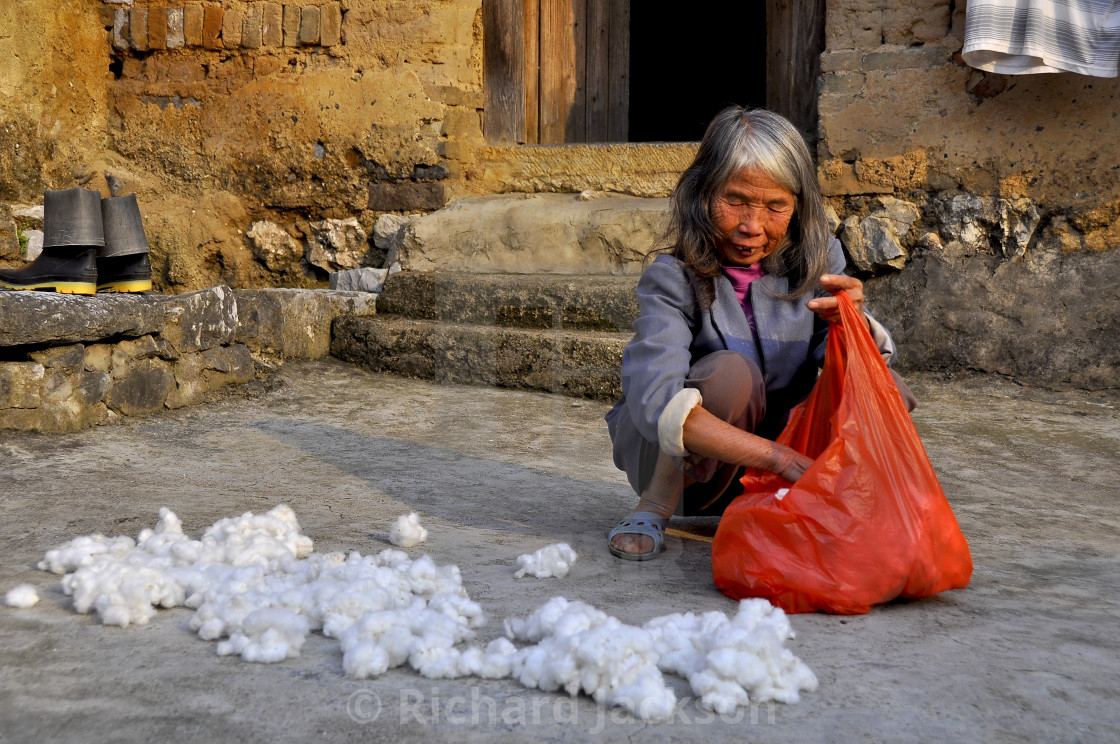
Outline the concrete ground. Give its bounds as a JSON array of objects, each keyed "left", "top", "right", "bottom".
[{"left": 1, "top": 360, "right": 1118, "bottom": 743}]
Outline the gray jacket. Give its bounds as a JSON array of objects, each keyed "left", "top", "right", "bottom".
[{"left": 606, "top": 237, "right": 896, "bottom": 446}]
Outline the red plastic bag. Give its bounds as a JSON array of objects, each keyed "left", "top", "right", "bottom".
[{"left": 711, "top": 291, "right": 973, "bottom": 614}]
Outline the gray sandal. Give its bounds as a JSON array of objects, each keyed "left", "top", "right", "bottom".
[{"left": 607, "top": 511, "right": 668, "bottom": 561}]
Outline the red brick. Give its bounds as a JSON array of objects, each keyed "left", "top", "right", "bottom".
[
  {"left": 130, "top": 8, "right": 149, "bottom": 51},
  {"left": 367, "top": 183, "right": 449, "bottom": 212},
  {"left": 148, "top": 7, "right": 168, "bottom": 51},
  {"left": 202, "top": 5, "right": 224, "bottom": 49}
]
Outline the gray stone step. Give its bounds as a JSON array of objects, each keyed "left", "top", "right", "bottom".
[
  {"left": 375, "top": 271, "right": 640, "bottom": 332},
  {"left": 331, "top": 315, "right": 628, "bottom": 401}
]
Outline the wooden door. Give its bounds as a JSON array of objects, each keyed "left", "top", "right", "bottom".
[
  {"left": 766, "top": 0, "right": 825, "bottom": 147},
  {"left": 485, "top": 0, "right": 630, "bottom": 144}
]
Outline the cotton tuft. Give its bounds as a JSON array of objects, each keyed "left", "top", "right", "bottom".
[
  {"left": 389, "top": 513, "right": 428, "bottom": 548},
  {"left": 4, "top": 584, "right": 39, "bottom": 608},
  {"left": 514, "top": 543, "right": 578, "bottom": 579},
  {"left": 38, "top": 506, "right": 817, "bottom": 722}
]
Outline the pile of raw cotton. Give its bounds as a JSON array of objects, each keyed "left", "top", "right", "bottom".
[{"left": 32, "top": 506, "right": 817, "bottom": 721}]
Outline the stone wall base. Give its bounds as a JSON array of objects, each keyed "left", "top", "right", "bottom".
[{"left": 0, "top": 286, "right": 377, "bottom": 433}]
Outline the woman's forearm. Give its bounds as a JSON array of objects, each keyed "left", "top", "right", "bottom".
[{"left": 681, "top": 405, "right": 812, "bottom": 481}]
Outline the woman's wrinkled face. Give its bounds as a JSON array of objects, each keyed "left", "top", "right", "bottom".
[{"left": 710, "top": 167, "right": 796, "bottom": 267}]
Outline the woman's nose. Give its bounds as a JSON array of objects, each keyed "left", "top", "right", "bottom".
[{"left": 740, "top": 207, "right": 765, "bottom": 234}]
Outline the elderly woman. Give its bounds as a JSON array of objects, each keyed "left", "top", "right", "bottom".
[{"left": 605, "top": 107, "right": 916, "bottom": 560}]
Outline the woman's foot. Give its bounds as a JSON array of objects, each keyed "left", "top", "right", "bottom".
[{"left": 608, "top": 509, "right": 671, "bottom": 560}]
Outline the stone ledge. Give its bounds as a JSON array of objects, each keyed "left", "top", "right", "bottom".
[
  {"left": 0, "top": 285, "right": 378, "bottom": 433},
  {"left": 331, "top": 315, "right": 627, "bottom": 401},
  {"left": 234, "top": 288, "right": 377, "bottom": 360}
]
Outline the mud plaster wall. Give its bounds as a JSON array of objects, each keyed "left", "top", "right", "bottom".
[
  {"left": 2, "top": 0, "right": 1117, "bottom": 388},
  {"left": 0, "top": 0, "right": 691, "bottom": 295},
  {"left": 818, "top": 0, "right": 1120, "bottom": 389}
]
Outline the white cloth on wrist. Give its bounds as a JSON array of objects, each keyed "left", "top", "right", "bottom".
[{"left": 657, "top": 387, "right": 703, "bottom": 457}]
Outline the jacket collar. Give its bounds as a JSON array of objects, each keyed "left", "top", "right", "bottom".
[{"left": 709, "top": 273, "right": 763, "bottom": 369}]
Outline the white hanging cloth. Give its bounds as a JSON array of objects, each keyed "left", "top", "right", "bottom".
[{"left": 962, "top": 0, "right": 1120, "bottom": 77}]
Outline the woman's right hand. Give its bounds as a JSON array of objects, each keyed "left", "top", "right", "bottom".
[
  {"left": 683, "top": 405, "right": 814, "bottom": 482},
  {"left": 767, "top": 442, "right": 814, "bottom": 483}
]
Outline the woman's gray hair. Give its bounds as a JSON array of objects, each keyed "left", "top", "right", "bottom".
[{"left": 665, "top": 106, "right": 831, "bottom": 303}]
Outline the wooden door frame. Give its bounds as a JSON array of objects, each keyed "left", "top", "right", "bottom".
[
  {"left": 766, "top": 0, "right": 826, "bottom": 148},
  {"left": 484, "top": 0, "right": 826, "bottom": 146}
]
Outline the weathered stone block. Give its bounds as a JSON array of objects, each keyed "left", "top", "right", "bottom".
[
  {"left": 113, "top": 8, "right": 131, "bottom": 51},
  {"left": 246, "top": 220, "right": 302, "bottom": 272},
  {"left": 282, "top": 4, "right": 300, "bottom": 46},
  {"left": 166, "top": 344, "right": 254, "bottom": 409},
  {"left": 261, "top": 3, "right": 283, "bottom": 46},
  {"left": 105, "top": 359, "right": 175, "bottom": 415},
  {"left": 35, "top": 368, "right": 111, "bottom": 433},
  {"left": 130, "top": 8, "right": 149, "bottom": 51},
  {"left": 234, "top": 288, "right": 377, "bottom": 360},
  {"left": 329, "top": 267, "right": 387, "bottom": 293},
  {"left": 819, "top": 72, "right": 865, "bottom": 96},
  {"left": 202, "top": 5, "right": 224, "bottom": 49},
  {"left": 373, "top": 214, "right": 411, "bottom": 264},
  {"left": 0, "top": 363, "right": 44, "bottom": 409},
  {"left": 111, "top": 335, "right": 178, "bottom": 369},
  {"left": 148, "top": 6, "right": 167, "bottom": 51},
  {"left": 29, "top": 344, "right": 85, "bottom": 374},
  {"left": 841, "top": 215, "right": 908, "bottom": 272},
  {"left": 299, "top": 5, "right": 320, "bottom": 45},
  {"left": 183, "top": 4, "right": 203, "bottom": 46},
  {"left": 167, "top": 7, "right": 185, "bottom": 49},
  {"left": 222, "top": 9, "right": 243, "bottom": 47},
  {"left": 320, "top": 3, "right": 342, "bottom": 46},
  {"left": 863, "top": 45, "right": 951, "bottom": 71},
  {"left": 0, "top": 293, "right": 164, "bottom": 348},
  {"left": 330, "top": 316, "right": 627, "bottom": 401},
  {"left": 376, "top": 272, "right": 638, "bottom": 332},
  {"left": 84, "top": 344, "right": 112, "bottom": 373},
  {"left": 999, "top": 198, "right": 1041, "bottom": 259},
  {"left": 934, "top": 193, "right": 996, "bottom": 253},
  {"left": 394, "top": 193, "right": 668, "bottom": 274},
  {"left": 869, "top": 242, "right": 1120, "bottom": 389},
  {"left": 23, "top": 230, "right": 43, "bottom": 261},
  {"left": 367, "top": 182, "right": 449, "bottom": 212},
  {"left": 820, "top": 50, "right": 863, "bottom": 73},
  {"left": 242, "top": 5, "right": 262, "bottom": 48},
  {"left": 306, "top": 218, "right": 370, "bottom": 272},
  {"left": 161, "top": 285, "right": 239, "bottom": 353}
]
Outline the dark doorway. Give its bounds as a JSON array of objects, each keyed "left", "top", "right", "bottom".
[{"left": 627, "top": 3, "right": 768, "bottom": 142}]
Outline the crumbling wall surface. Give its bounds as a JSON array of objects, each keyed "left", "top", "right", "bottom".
[
  {"left": 821, "top": 0, "right": 1120, "bottom": 389},
  {"left": 99, "top": 0, "right": 483, "bottom": 292},
  {"left": 1, "top": 0, "right": 694, "bottom": 294},
  {"left": 0, "top": 0, "right": 112, "bottom": 203}
]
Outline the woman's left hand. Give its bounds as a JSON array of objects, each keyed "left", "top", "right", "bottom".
[{"left": 806, "top": 274, "right": 865, "bottom": 324}]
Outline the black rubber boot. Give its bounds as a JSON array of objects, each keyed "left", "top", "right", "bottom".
[
  {"left": 99, "top": 194, "right": 152, "bottom": 293},
  {"left": 0, "top": 246, "right": 99, "bottom": 295},
  {"left": 96, "top": 253, "right": 153, "bottom": 293}
]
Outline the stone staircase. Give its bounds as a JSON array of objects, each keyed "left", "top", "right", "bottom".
[{"left": 331, "top": 271, "right": 640, "bottom": 401}]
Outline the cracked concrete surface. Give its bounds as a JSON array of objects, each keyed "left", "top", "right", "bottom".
[{"left": 1, "top": 360, "right": 1118, "bottom": 743}]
